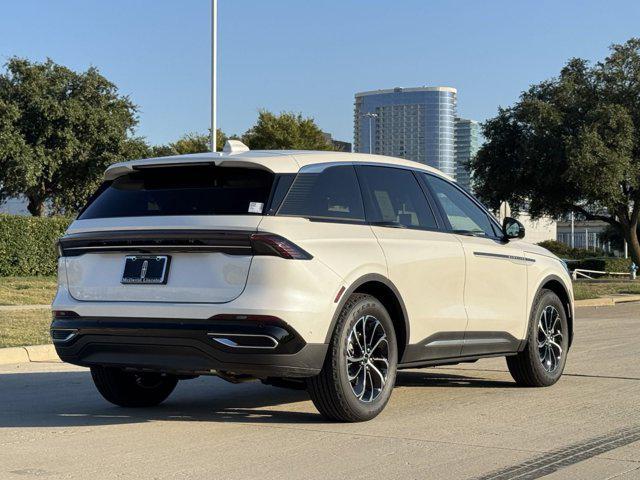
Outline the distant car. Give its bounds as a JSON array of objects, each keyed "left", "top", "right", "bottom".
[{"left": 52, "top": 141, "right": 574, "bottom": 422}]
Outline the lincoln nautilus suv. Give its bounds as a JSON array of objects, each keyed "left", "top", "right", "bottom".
[{"left": 52, "top": 140, "right": 574, "bottom": 422}]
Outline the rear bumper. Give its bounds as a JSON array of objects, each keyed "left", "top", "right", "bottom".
[{"left": 51, "top": 315, "right": 327, "bottom": 378}]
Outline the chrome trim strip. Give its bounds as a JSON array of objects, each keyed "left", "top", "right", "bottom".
[
  {"left": 207, "top": 333, "right": 279, "bottom": 349},
  {"left": 424, "top": 338, "right": 513, "bottom": 348},
  {"left": 462, "top": 338, "right": 513, "bottom": 345},
  {"left": 298, "top": 160, "right": 436, "bottom": 175},
  {"left": 474, "top": 251, "right": 535, "bottom": 263},
  {"left": 51, "top": 329, "right": 78, "bottom": 343},
  {"left": 424, "top": 339, "right": 462, "bottom": 347}
]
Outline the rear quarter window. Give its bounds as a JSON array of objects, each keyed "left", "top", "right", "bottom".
[{"left": 79, "top": 165, "right": 274, "bottom": 219}]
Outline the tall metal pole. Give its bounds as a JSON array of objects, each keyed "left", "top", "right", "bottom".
[
  {"left": 211, "top": 0, "right": 217, "bottom": 152},
  {"left": 570, "top": 212, "right": 574, "bottom": 248},
  {"left": 362, "top": 112, "right": 378, "bottom": 154}
]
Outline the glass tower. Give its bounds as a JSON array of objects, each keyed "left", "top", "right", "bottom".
[
  {"left": 353, "top": 87, "right": 457, "bottom": 178},
  {"left": 454, "top": 117, "right": 481, "bottom": 193}
]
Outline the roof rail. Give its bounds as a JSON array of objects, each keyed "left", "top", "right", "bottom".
[{"left": 223, "top": 140, "right": 250, "bottom": 154}]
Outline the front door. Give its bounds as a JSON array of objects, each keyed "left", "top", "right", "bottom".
[{"left": 422, "top": 173, "right": 528, "bottom": 356}]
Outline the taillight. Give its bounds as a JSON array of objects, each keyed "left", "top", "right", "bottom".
[{"left": 250, "top": 233, "right": 312, "bottom": 260}]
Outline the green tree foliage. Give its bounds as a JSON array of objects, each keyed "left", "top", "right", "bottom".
[
  {"left": 472, "top": 39, "right": 640, "bottom": 265},
  {"left": 151, "top": 130, "right": 228, "bottom": 157},
  {"left": 0, "top": 58, "right": 140, "bottom": 216},
  {"left": 242, "top": 110, "right": 333, "bottom": 150}
]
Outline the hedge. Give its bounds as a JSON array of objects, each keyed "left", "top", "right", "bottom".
[
  {"left": 0, "top": 214, "right": 72, "bottom": 276},
  {"left": 537, "top": 240, "right": 610, "bottom": 260},
  {"left": 574, "top": 257, "right": 633, "bottom": 274}
]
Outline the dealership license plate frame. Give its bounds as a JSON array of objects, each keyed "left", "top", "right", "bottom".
[{"left": 121, "top": 255, "right": 171, "bottom": 285}]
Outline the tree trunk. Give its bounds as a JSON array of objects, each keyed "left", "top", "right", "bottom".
[
  {"left": 27, "top": 196, "right": 45, "bottom": 216},
  {"left": 621, "top": 223, "right": 640, "bottom": 268}
]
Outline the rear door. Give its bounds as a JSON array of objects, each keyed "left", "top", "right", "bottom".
[
  {"left": 259, "top": 164, "right": 384, "bottom": 283},
  {"left": 62, "top": 164, "right": 274, "bottom": 303},
  {"left": 421, "top": 173, "right": 528, "bottom": 355},
  {"left": 356, "top": 166, "right": 468, "bottom": 361}
]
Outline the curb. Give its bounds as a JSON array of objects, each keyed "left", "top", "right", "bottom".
[
  {"left": 0, "top": 344, "right": 59, "bottom": 366},
  {"left": 575, "top": 294, "right": 640, "bottom": 308}
]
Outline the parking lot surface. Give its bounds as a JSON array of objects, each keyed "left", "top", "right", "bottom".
[{"left": 1, "top": 304, "right": 639, "bottom": 479}]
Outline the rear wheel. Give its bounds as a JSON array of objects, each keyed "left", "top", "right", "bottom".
[
  {"left": 507, "top": 289, "right": 569, "bottom": 387},
  {"left": 307, "top": 293, "right": 398, "bottom": 422},
  {"left": 90, "top": 366, "right": 178, "bottom": 407}
]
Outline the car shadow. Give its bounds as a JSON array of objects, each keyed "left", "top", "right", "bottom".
[
  {"left": 395, "top": 370, "right": 516, "bottom": 389},
  {"left": 0, "top": 368, "right": 513, "bottom": 428}
]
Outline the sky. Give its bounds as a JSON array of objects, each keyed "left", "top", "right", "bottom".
[{"left": 1, "top": 0, "right": 639, "bottom": 146}]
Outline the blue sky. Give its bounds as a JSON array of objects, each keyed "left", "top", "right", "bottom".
[{"left": 1, "top": 0, "right": 639, "bottom": 146}]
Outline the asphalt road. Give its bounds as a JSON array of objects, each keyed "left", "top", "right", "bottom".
[{"left": 1, "top": 304, "right": 639, "bottom": 480}]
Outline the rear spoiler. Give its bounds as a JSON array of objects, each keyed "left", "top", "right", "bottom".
[{"left": 104, "top": 157, "right": 276, "bottom": 181}]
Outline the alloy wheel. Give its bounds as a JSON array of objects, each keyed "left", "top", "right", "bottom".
[
  {"left": 537, "top": 305, "right": 563, "bottom": 373},
  {"left": 346, "top": 315, "right": 389, "bottom": 402}
]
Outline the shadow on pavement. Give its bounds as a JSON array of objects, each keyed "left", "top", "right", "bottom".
[
  {"left": 396, "top": 370, "right": 516, "bottom": 389},
  {"left": 0, "top": 368, "right": 511, "bottom": 428}
]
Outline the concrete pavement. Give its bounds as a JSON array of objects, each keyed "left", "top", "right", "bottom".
[{"left": 0, "top": 304, "right": 639, "bottom": 479}]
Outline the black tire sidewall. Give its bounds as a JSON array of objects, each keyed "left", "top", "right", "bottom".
[
  {"left": 526, "top": 290, "right": 569, "bottom": 385},
  {"left": 333, "top": 296, "right": 398, "bottom": 419}
]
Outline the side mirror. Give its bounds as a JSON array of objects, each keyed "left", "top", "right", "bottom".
[{"left": 502, "top": 217, "right": 525, "bottom": 240}]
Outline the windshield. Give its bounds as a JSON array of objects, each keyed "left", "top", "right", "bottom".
[{"left": 78, "top": 165, "right": 274, "bottom": 219}]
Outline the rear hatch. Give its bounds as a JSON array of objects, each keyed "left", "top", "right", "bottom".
[{"left": 61, "top": 164, "right": 276, "bottom": 303}]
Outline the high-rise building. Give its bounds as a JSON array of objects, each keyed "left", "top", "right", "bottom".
[
  {"left": 353, "top": 86, "right": 457, "bottom": 177},
  {"left": 454, "top": 117, "right": 481, "bottom": 192},
  {"left": 322, "top": 132, "right": 352, "bottom": 152}
]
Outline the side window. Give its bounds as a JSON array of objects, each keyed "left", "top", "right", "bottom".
[
  {"left": 423, "top": 173, "right": 497, "bottom": 237},
  {"left": 266, "top": 174, "right": 295, "bottom": 215},
  {"left": 357, "top": 166, "right": 437, "bottom": 229},
  {"left": 277, "top": 165, "right": 365, "bottom": 221}
]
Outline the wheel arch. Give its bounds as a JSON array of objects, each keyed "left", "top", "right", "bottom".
[
  {"left": 528, "top": 274, "right": 574, "bottom": 349},
  {"left": 324, "top": 274, "right": 410, "bottom": 361}
]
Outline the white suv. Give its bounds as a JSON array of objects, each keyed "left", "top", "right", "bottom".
[{"left": 52, "top": 143, "right": 574, "bottom": 422}]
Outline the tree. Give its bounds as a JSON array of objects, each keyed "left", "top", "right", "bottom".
[
  {"left": 150, "top": 129, "right": 228, "bottom": 157},
  {"left": 472, "top": 38, "right": 640, "bottom": 265},
  {"left": 0, "top": 58, "right": 140, "bottom": 215},
  {"left": 242, "top": 110, "right": 334, "bottom": 150}
]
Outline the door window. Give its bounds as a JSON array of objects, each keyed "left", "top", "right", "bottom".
[
  {"left": 277, "top": 165, "right": 365, "bottom": 221},
  {"left": 422, "top": 173, "right": 498, "bottom": 237},
  {"left": 357, "top": 166, "right": 437, "bottom": 229}
]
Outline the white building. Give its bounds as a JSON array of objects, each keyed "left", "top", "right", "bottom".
[{"left": 498, "top": 203, "right": 557, "bottom": 244}]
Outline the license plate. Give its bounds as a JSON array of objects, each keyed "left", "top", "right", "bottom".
[{"left": 121, "top": 255, "right": 170, "bottom": 284}]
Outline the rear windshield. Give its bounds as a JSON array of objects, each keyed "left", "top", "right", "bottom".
[{"left": 79, "top": 165, "right": 274, "bottom": 219}]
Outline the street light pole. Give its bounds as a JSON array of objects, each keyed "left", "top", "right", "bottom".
[
  {"left": 362, "top": 112, "right": 378, "bottom": 154},
  {"left": 570, "top": 212, "right": 574, "bottom": 248},
  {"left": 211, "top": 0, "right": 217, "bottom": 152}
]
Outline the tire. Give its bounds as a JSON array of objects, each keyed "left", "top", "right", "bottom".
[
  {"left": 90, "top": 366, "right": 178, "bottom": 407},
  {"left": 507, "top": 289, "right": 569, "bottom": 387},
  {"left": 307, "top": 293, "right": 398, "bottom": 422}
]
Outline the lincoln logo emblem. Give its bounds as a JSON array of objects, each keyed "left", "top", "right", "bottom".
[{"left": 140, "top": 260, "right": 148, "bottom": 280}]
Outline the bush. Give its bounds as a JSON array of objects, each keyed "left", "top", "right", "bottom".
[
  {"left": 537, "top": 240, "right": 609, "bottom": 260},
  {"left": 0, "top": 214, "right": 71, "bottom": 276}
]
